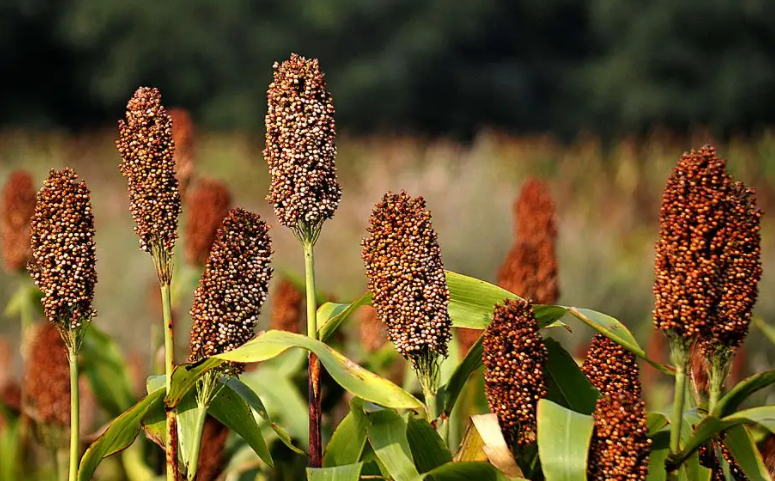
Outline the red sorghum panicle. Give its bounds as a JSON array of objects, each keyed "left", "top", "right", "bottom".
[
  {"left": 189, "top": 208, "right": 272, "bottom": 370},
  {"left": 270, "top": 278, "right": 303, "bottom": 333},
  {"left": 362, "top": 191, "right": 452, "bottom": 376},
  {"left": 117, "top": 87, "right": 181, "bottom": 262},
  {"left": 457, "top": 327, "right": 480, "bottom": 357},
  {"left": 588, "top": 394, "right": 651, "bottom": 481},
  {"left": 24, "top": 323, "right": 70, "bottom": 428},
  {"left": 359, "top": 305, "right": 387, "bottom": 354},
  {"left": 185, "top": 178, "right": 232, "bottom": 267},
  {"left": 497, "top": 179, "right": 559, "bottom": 304},
  {"left": 264, "top": 53, "right": 341, "bottom": 236},
  {"left": 582, "top": 334, "right": 642, "bottom": 399},
  {"left": 653, "top": 145, "right": 761, "bottom": 348},
  {"left": 483, "top": 298, "right": 547, "bottom": 450},
  {"left": 197, "top": 417, "right": 229, "bottom": 481},
  {"left": 168, "top": 108, "right": 195, "bottom": 197},
  {"left": 0, "top": 170, "right": 36, "bottom": 272},
  {"left": 28, "top": 168, "right": 97, "bottom": 332}
]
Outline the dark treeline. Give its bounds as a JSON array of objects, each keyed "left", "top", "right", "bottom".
[{"left": 3, "top": 0, "right": 775, "bottom": 137}]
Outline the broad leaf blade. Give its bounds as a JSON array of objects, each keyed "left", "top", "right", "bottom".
[
  {"left": 537, "top": 399, "right": 594, "bottom": 481},
  {"left": 647, "top": 429, "right": 670, "bottom": 481},
  {"left": 366, "top": 409, "right": 420, "bottom": 481},
  {"left": 79, "top": 389, "right": 165, "bottom": 481},
  {"left": 209, "top": 382, "right": 273, "bottom": 468},
  {"left": 723, "top": 425, "right": 773, "bottom": 481},
  {"left": 445, "top": 271, "right": 517, "bottom": 329},
  {"left": 406, "top": 415, "right": 452, "bottom": 473},
  {"left": 713, "top": 371, "right": 775, "bottom": 418},
  {"left": 306, "top": 463, "right": 363, "bottom": 481},
  {"left": 544, "top": 338, "right": 599, "bottom": 415},
  {"left": 323, "top": 399, "right": 369, "bottom": 467},
  {"left": 440, "top": 335, "right": 483, "bottom": 416}
]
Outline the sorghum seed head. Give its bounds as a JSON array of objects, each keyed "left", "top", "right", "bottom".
[
  {"left": 457, "top": 327, "right": 480, "bottom": 358},
  {"left": 184, "top": 178, "right": 232, "bottom": 267},
  {"left": 264, "top": 53, "right": 341, "bottom": 236},
  {"left": 0, "top": 170, "right": 36, "bottom": 272},
  {"left": 28, "top": 168, "right": 97, "bottom": 331},
  {"left": 117, "top": 87, "right": 181, "bottom": 258},
  {"left": 197, "top": 417, "right": 229, "bottom": 481},
  {"left": 588, "top": 394, "right": 651, "bottom": 481},
  {"left": 483, "top": 298, "right": 548, "bottom": 450},
  {"left": 24, "top": 323, "right": 70, "bottom": 428},
  {"left": 582, "top": 334, "right": 643, "bottom": 399},
  {"left": 189, "top": 208, "right": 272, "bottom": 373},
  {"left": 270, "top": 278, "right": 303, "bottom": 334},
  {"left": 653, "top": 145, "right": 761, "bottom": 350},
  {"left": 498, "top": 179, "right": 559, "bottom": 304},
  {"left": 362, "top": 191, "right": 452, "bottom": 373},
  {"left": 359, "top": 305, "right": 387, "bottom": 354},
  {"left": 168, "top": 108, "right": 196, "bottom": 197}
]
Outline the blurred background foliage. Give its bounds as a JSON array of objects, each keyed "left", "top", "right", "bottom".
[{"left": 3, "top": 0, "right": 775, "bottom": 136}]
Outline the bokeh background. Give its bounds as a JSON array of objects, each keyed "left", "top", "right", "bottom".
[{"left": 2, "top": 0, "right": 775, "bottom": 376}]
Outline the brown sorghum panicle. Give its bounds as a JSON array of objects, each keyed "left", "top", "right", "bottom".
[
  {"left": 264, "top": 53, "right": 341, "bottom": 234},
  {"left": 117, "top": 87, "right": 181, "bottom": 256},
  {"left": 197, "top": 417, "right": 229, "bottom": 481},
  {"left": 270, "top": 278, "right": 303, "bottom": 334},
  {"left": 497, "top": 179, "right": 559, "bottom": 304},
  {"left": 483, "top": 298, "right": 547, "bottom": 450},
  {"left": 362, "top": 191, "right": 452, "bottom": 367},
  {"left": 588, "top": 394, "right": 651, "bottom": 481},
  {"left": 457, "top": 327, "right": 481, "bottom": 357},
  {"left": 0, "top": 170, "right": 36, "bottom": 272},
  {"left": 582, "top": 334, "right": 642, "bottom": 399},
  {"left": 24, "top": 323, "right": 70, "bottom": 428},
  {"left": 359, "top": 305, "right": 387, "bottom": 354},
  {"left": 185, "top": 178, "right": 232, "bottom": 267},
  {"left": 168, "top": 108, "right": 195, "bottom": 197},
  {"left": 28, "top": 168, "right": 97, "bottom": 331},
  {"left": 189, "top": 208, "right": 272, "bottom": 369},
  {"left": 653, "top": 145, "right": 761, "bottom": 348}
]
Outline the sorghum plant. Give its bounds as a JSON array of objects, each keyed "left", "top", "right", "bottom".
[
  {"left": 582, "top": 333, "right": 642, "bottom": 399},
  {"left": 28, "top": 168, "right": 96, "bottom": 481},
  {"left": 117, "top": 87, "right": 181, "bottom": 481},
  {"left": 263, "top": 53, "right": 341, "bottom": 467},
  {"left": 184, "top": 178, "right": 232, "bottom": 268}
]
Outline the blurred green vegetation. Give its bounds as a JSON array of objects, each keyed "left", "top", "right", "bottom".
[{"left": 2, "top": 0, "right": 775, "bottom": 135}]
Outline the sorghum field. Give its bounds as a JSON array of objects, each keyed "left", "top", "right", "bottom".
[{"left": 1, "top": 55, "right": 774, "bottom": 481}]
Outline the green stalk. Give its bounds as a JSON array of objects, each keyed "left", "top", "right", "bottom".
[
  {"left": 708, "top": 352, "right": 731, "bottom": 413},
  {"left": 669, "top": 366, "right": 686, "bottom": 454},
  {"left": 68, "top": 346, "right": 80, "bottom": 481},
  {"left": 160, "top": 283, "right": 178, "bottom": 481},
  {"left": 303, "top": 238, "right": 323, "bottom": 467}
]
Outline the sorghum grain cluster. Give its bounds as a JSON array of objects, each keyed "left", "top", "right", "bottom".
[
  {"left": 28, "top": 168, "right": 97, "bottom": 331},
  {"left": 264, "top": 53, "right": 341, "bottom": 235},
  {"left": 582, "top": 334, "right": 642, "bottom": 399},
  {"left": 270, "top": 278, "right": 303, "bottom": 334},
  {"left": 189, "top": 208, "right": 272, "bottom": 369},
  {"left": 24, "top": 323, "right": 70, "bottom": 428},
  {"left": 185, "top": 178, "right": 232, "bottom": 267},
  {"left": 483, "top": 298, "right": 547, "bottom": 450},
  {"left": 362, "top": 191, "right": 452, "bottom": 369},
  {"left": 0, "top": 170, "right": 36, "bottom": 272}
]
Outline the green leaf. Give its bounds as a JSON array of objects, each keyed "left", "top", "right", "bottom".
[
  {"left": 0, "top": 418, "right": 21, "bottom": 481},
  {"left": 537, "top": 399, "right": 594, "bottom": 481},
  {"left": 317, "top": 292, "right": 373, "bottom": 343},
  {"left": 176, "top": 391, "right": 206, "bottom": 477},
  {"left": 712, "top": 370, "right": 775, "bottom": 418},
  {"left": 306, "top": 463, "right": 363, "bottom": 481},
  {"left": 543, "top": 339, "right": 599, "bottom": 415},
  {"left": 723, "top": 425, "right": 773, "bottom": 481},
  {"left": 323, "top": 399, "right": 369, "bottom": 467},
  {"left": 366, "top": 409, "right": 420, "bottom": 481},
  {"left": 647, "top": 412, "right": 670, "bottom": 436},
  {"left": 406, "top": 415, "right": 452, "bottom": 473},
  {"left": 168, "top": 330, "right": 422, "bottom": 410},
  {"left": 647, "top": 429, "right": 670, "bottom": 481},
  {"left": 439, "top": 335, "right": 483, "bottom": 416},
  {"left": 724, "top": 406, "right": 775, "bottom": 434},
  {"left": 241, "top": 366, "right": 308, "bottom": 448},
  {"left": 453, "top": 414, "right": 523, "bottom": 479},
  {"left": 420, "top": 461, "right": 518, "bottom": 481},
  {"left": 221, "top": 377, "right": 305, "bottom": 454},
  {"left": 80, "top": 325, "right": 136, "bottom": 416},
  {"left": 79, "top": 388, "right": 165, "bottom": 481},
  {"left": 208, "top": 381, "right": 273, "bottom": 468}
]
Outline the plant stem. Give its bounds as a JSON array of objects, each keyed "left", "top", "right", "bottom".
[
  {"left": 670, "top": 366, "right": 686, "bottom": 455},
  {"left": 160, "top": 283, "right": 178, "bottom": 481},
  {"left": 68, "top": 346, "right": 80, "bottom": 481},
  {"left": 303, "top": 238, "right": 323, "bottom": 467},
  {"left": 708, "top": 353, "right": 730, "bottom": 414},
  {"left": 187, "top": 406, "right": 208, "bottom": 481}
]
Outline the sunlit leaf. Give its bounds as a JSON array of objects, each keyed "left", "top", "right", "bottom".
[
  {"left": 537, "top": 399, "right": 594, "bottom": 481},
  {"left": 323, "top": 398, "right": 368, "bottom": 467},
  {"left": 366, "top": 409, "right": 420, "bottom": 481},
  {"left": 453, "top": 414, "right": 523, "bottom": 478},
  {"left": 317, "top": 292, "right": 373, "bottom": 343},
  {"left": 406, "top": 415, "right": 452, "bottom": 473},
  {"left": 208, "top": 382, "right": 273, "bottom": 467},
  {"left": 306, "top": 463, "right": 363, "bottom": 481}
]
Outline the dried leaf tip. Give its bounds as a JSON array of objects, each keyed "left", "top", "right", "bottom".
[
  {"left": 582, "top": 334, "right": 642, "bottom": 399},
  {"left": 1, "top": 170, "right": 36, "bottom": 272},
  {"left": 264, "top": 53, "right": 341, "bottom": 239},
  {"left": 168, "top": 108, "right": 196, "bottom": 197},
  {"left": 483, "top": 298, "right": 547, "bottom": 450},
  {"left": 362, "top": 191, "right": 452, "bottom": 382},
  {"left": 189, "top": 208, "right": 273, "bottom": 372},
  {"left": 28, "top": 168, "right": 97, "bottom": 335},
  {"left": 117, "top": 87, "right": 181, "bottom": 271},
  {"left": 185, "top": 178, "right": 232, "bottom": 267},
  {"left": 498, "top": 178, "right": 559, "bottom": 304},
  {"left": 653, "top": 145, "right": 761, "bottom": 351},
  {"left": 587, "top": 394, "right": 651, "bottom": 481}
]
